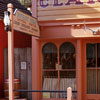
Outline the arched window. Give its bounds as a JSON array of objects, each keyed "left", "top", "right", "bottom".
[
  {"left": 42, "top": 42, "right": 76, "bottom": 98},
  {"left": 42, "top": 43, "right": 58, "bottom": 98},
  {"left": 59, "top": 42, "right": 76, "bottom": 98},
  {"left": 59, "top": 42, "right": 75, "bottom": 69},
  {"left": 42, "top": 43, "right": 57, "bottom": 69}
]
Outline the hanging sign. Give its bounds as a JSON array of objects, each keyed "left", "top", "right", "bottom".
[{"left": 14, "top": 10, "right": 40, "bottom": 37}]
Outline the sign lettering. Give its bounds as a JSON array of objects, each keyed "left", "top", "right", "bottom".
[
  {"left": 38, "top": 0, "right": 100, "bottom": 21},
  {"left": 39, "top": 0, "right": 100, "bottom": 7},
  {"left": 14, "top": 10, "right": 40, "bottom": 37}
]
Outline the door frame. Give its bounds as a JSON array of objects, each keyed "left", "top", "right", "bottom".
[{"left": 82, "top": 39, "right": 100, "bottom": 100}]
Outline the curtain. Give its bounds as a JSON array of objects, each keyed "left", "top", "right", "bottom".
[
  {"left": 43, "top": 78, "right": 76, "bottom": 98},
  {"left": 43, "top": 78, "right": 58, "bottom": 98},
  {"left": 87, "top": 70, "right": 96, "bottom": 94}
]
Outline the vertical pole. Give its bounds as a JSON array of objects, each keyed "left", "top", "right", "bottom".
[
  {"left": 32, "top": 37, "right": 39, "bottom": 100},
  {"left": 7, "top": 3, "right": 14, "bottom": 100},
  {"left": 67, "top": 87, "right": 72, "bottom": 100},
  {"left": 58, "top": 47, "right": 60, "bottom": 98},
  {"left": 76, "top": 39, "right": 82, "bottom": 100},
  {"left": 32, "top": 0, "right": 40, "bottom": 100}
]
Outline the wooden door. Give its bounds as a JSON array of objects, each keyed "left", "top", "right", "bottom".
[
  {"left": 84, "top": 42, "right": 100, "bottom": 100},
  {"left": 4, "top": 48, "right": 32, "bottom": 100}
]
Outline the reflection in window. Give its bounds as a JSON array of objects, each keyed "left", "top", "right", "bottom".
[
  {"left": 97, "top": 44, "right": 100, "bottom": 67},
  {"left": 42, "top": 43, "right": 58, "bottom": 98},
  {"left": 87, "top": 43, "right": 100, "bottom": 94},
  {"left": 59, "top": 42, "right": 76, "bottom": 98},
  {"left": 98, "top": 70, "right": 100, "bottom": 93},
  {"left": 59, "top": 42, "right": 75, "bottom": 69},
  {"left": 87, "top": 70, "right": 96, "bottom": 94},
  {"left": 42, "top": 43, "right": 57, "bottom": 69},
  {"left": 42, "top": 42, "right": 76, "bottom": 98},
  {"left": 87, "top": 44, "right": 96, "bottom": 68}
]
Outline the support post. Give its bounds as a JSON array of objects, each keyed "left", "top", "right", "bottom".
[
  {"left": 7, "top": 3, "right": 14, "bottom": 100},
  {"left": 32, "top": 0, "right": 41, "bottom": 100},
  {"left": 32, "top": 37, "right": 40, "bottom": 100},
  {"left": 76, "top": 39, "right": 82, "bottom": 100},
  {"left": 67, "top": 87, "right": 72, "bottom": 100}
]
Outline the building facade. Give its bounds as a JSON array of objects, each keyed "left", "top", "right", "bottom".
[{"left": 32, "top": 0, "right": 100, "bottom": 100}]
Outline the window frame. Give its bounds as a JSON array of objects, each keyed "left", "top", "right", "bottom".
[
  {"left": 41, "top": 41, "right": 76, "bottom": 98},
  {"left": 86, "top": 43, "right": 100, "bottom": 94}
]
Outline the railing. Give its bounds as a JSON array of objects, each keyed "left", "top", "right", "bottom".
[{"left": 14, "top": 87, "right": 77, "bottom": 100}]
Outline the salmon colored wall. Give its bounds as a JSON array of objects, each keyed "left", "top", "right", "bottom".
[
  {"left": 40, "top": 26, "right": 72, "bottom": 39},
  {"left": 40, "top": 23, "right": 100, "bottom": 39},
  {"left": 32, "top": 37, "right": 41, "bottom": 100},
  {"left": 0, "top": 20, "right": 31, "bottom": 97}
]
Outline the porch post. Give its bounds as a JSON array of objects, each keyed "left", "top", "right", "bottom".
[
  {"left": 32, "top": 37, "right": 40, "bottom": 100},
  {"left": 7, "top": 3, "right": 14, "bottom": 100},
  {"left": 76, "top": 39, "right": 82, "bottom": 100},
  {"left": 32, "top": 0, "right": 40, "bottom": 100}
]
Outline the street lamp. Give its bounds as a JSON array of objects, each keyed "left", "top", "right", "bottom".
[{"left": 4, "top": 11, "right": 11, "bottom": 31}]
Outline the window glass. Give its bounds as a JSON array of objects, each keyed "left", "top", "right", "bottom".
[
  {"left": 98, "top": 70, "right": 100, "bottom": 94},
  {"left": 42, "top": 42, "right": 76, "bottom": 98},
  {"left": 59, "top": 42, "right": 75, "bottom": 69},
  {"left": 42, "top": 43, "right": 57, "bottom": 69},
  {"left": 97, "top": 43, "right": 100, "bottom": 67},
  {"left": 87, "top": 44, "right": 96, "bottom": 68},
  {"left": 59, "top": 42, "right": 76, "bottom": 98},
  {"left": 87, "top": 69, "right": 96, "bottom": 94},
  {"left": 42, "top": 43, "right": 58, "bottom": 98}
]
